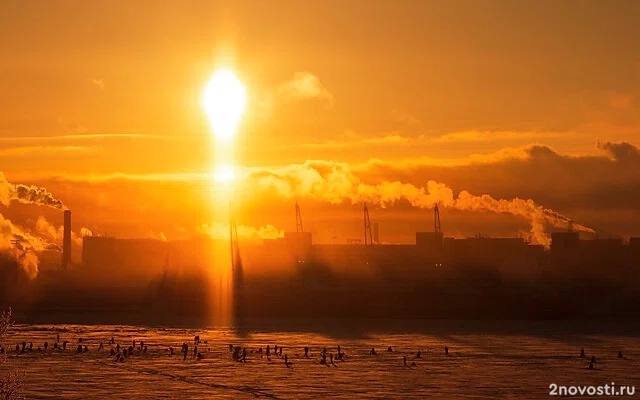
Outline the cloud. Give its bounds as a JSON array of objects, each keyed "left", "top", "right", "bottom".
[
  {"left": 89, "top": 78, "right": 105, "bottom": 90},
  {"left": 597, "top": 140, "right": 640, "bottom": 164},
  {"left": 19, "top": 141, "right": 640, "bottom": 241},
  {"left": 0, "top": 133, "right": 176, "bottom": 143},
  {"left": 359, "top": 141, "right": 640, "bottom": 213},
  {"left": 0, "top": 145, "right": 95, "bottom": 157},
  {"left": 247, "top": 72, "right": 335, "bottom": 123},
  {"left": 358, "top": 145, "right": 535, "bottom": 170},
  {"left": 277, "top": 129, "right": 572, "bottom": 156},
  {"left": 44, "top": 171, "right": 214, "bottom": 183},
  {"left": 606, "top": 92, "right": 634, "bottom": 111},
  {"left": 277, "top": 72, "right": 334, "bottom": 106},
  {"left": 279, "top": 134, "right": 410, "bottom": 150},
  {"left": 197, "top": 223, "right": 284, "bottom": 242},
  {"left": 392, "top": 109, "right": 421, "bottom": 126},
  {"left": 559, "top": 91, "right": 640, "bottom": 139},
  {"left": 432, "top": 130, "right": 566, "bottom": 143}
]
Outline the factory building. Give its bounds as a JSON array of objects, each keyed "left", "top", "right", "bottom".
[{"left": 77, "top": 203, "right": 639, "bottom": 286}]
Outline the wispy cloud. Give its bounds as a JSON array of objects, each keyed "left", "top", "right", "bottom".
[
  {"left": 0, "top": 133, "right": 183, "bottom": 143},
  {"left": 392, "top": 109, "right": 421, "bottom": 126},
  {"left": 359, "top": 146, "right": 535, "bottom": 169},
  {"left": 45, "top": 171, "right": 214, "bottom": 183},
  {"left": 606, "top": 92, "right": 634, "bottom": 110},
  {"left": 248, "top": 71, "right": 335, "bottom": 122},
  {"left": 198, "top": 222, "right": 284, "bottom": 242},
  {"left": 277, "top": 129, "right": 568, "bottom": 152},
  {"left": 5, "top": 130, "right": 560, "bottom": 148},
  {"left": 89, "top": 78, "right": 105, "bottom": 90},
  {"left": 277, "top": 72, "right": 334, "bottom": 106},
  {"left": 0, "top": 145, "right": 95, "bottom": 157},
  {"left": 431, "top": 130, "right": 567, "bottom": 143},
  {"left": 280, "top": 134, "right": 410, "bottom": 150}
]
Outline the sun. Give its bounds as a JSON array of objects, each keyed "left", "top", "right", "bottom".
[
  {"left": 213, "top": 164, "right": 237, "bottom": 183},
  {"left": 203, "top": 69, "right": 247, "bottom": 141}
]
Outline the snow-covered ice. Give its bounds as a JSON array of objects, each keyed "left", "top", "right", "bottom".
[{"left": 2, "top": 323, "right": 639, "bottom": 399}]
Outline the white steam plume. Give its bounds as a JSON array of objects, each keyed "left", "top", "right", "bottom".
[
  {"left": 0, "top": 216, "right": 91, "bottom": 279},
  {"left": 0, "top": 172, "right": 65, "bottom": 209},
  {"left": 0, "top": 213, "right": 49, "bottom": 279},
  {"left": 244, "top": 161, "right": 594, "bottom": 247},
  {"left": 35, "top": 216, "right": 92, "bottom": 247},
  {"left": 1, "top": 171, "right": 67, "bottom": 277}
]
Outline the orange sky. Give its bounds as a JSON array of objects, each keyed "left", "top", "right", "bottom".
[{"left": 1, "top": 1, "right": 639, "bottom": 243}]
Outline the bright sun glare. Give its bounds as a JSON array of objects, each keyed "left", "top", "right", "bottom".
[
  {"left": 203, "top": 69, "right": 247, "bottom": 141},
  {"left": 214, "top": 164, "right": 237, "bottom": 183}
]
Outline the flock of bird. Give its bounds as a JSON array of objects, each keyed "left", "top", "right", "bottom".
[
  {"left": 0, "top": 333, "right": 627, "bottom": 371},
  {"left": 0, "top": 332, "right": 452, "bottom": 368}
]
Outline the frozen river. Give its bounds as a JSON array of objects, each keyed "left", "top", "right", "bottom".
[{"left": 1, "top": 321, "right": 639, "bottom": 399}]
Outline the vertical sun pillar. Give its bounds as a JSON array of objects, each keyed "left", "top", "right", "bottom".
[
  {"left": 203, "top": 68, "right": 247, "bottom": 327},
  {"left": 62, "top": 209, "right": 72, "bottom": 269}
]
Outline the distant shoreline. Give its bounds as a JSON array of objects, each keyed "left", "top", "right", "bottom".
[{"left": 10, "top": 314, "right": 640, "bottom": 337}]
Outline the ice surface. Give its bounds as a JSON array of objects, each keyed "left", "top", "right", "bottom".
[{"left": 1, "top": 323, "right": 639, "bottom": 399}]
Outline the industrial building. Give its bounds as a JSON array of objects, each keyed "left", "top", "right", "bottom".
[
  {"left": 78, "top": 203, "right": 640, "bottom": 284},
  {"left": 3, "top": 203, "right": 639, "bottom": 322}
]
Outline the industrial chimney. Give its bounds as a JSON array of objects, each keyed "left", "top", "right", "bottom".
[{"left": 62, "top": 209, "right": 71, "bottom": 269}]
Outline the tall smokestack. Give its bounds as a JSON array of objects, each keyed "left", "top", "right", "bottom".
[{"left": 62, "top": 209, "right": 71, "bottom": 269}]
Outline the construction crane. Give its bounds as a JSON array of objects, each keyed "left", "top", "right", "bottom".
[
  {"left": 295, "top": 201, "right": 303, "bottom": 233},
  {"left": 295, "top": 201, "right": 304, "bottom": 263},
  {"left": 364, "top": 203, "right": 374, "bottom": 246},
  {"left": 433, "top": 204, "right": 444, "bottom": 267}
]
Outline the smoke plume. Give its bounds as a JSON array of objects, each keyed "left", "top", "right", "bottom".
[
  {"left": 0, "top": 172, "right": 65, "bottom": 209},
  {"left": 2, "top": 214, "right": 89, "bottom": 280},
  {"left": 0, "top": 213, "right": 49, "bottom": 279},
  {"left": 0, "top": 172, "right": 74, "bottom": 277},
  {"left": 35, "top": 216, "right": 92, "bottom": 247},
  {"left": 244, "top": 161, "right": 594, "bottom": 247}
]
